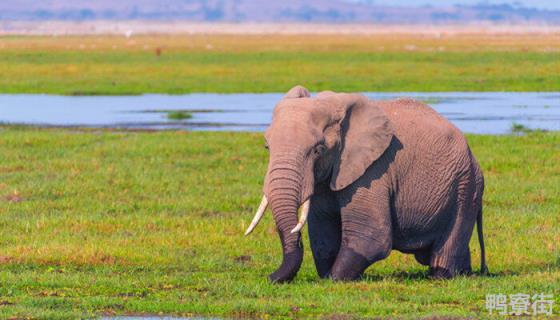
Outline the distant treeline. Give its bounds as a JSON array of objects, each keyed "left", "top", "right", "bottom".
[{"left": 0, "top": 1, "right": 559, "bottom": 24}]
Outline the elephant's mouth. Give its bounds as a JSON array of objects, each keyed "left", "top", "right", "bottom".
[{"left": 244, "top": 195, "right": 310, "bottom": 236}]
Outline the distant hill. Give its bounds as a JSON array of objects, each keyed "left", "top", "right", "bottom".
[{"left": 1, "top": 0, "right": 559, "bottom": 24}]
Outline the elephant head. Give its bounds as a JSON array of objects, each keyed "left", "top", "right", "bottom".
[{"left": 245, "top": 85, "right": 395, "bottom": 283}]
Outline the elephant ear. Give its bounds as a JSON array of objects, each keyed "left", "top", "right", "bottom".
[
  {"left": 284, "top": 85, "right": 311, "bottom": 99},
  {"left": 329, "top": 94, "right": 395, "bottom": 191}
]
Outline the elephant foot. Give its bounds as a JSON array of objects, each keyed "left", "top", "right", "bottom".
[
  {"left": 429, "top": 266, "right": 472, "bottom": 279},
  {"left": 429, "top": 267, "right": 453, "bottom": 279},
  {"left": 429, "top": 253, "right": 472, "bottom": 279},
  {"left": 329, "top": 247, "right": 370, "bottom": 281},
  {"left": 268, "top": 248, "right": 303, "bottom": 283},
  {"left": 314, "top": 256, "right": 337, "bottom": 279}
]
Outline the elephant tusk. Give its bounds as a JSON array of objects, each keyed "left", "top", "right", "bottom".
[
  {"left": 290, "top": 199, "right": 310, "bottom": 234},
  {"left": 244, "top": 195, "right": 268, "bottom": 236}
]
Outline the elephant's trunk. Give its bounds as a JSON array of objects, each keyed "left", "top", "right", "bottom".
[{"left": 264, "top": 153, "right": 309, "bottom": 283}]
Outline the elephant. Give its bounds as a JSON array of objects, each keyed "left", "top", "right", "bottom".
[{"left": 245, "top": 85, "right": 488, "bottom": 283}]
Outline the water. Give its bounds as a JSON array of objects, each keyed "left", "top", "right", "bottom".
[{"left": 0, "top": 92, "right": 558, "bottom": 134}]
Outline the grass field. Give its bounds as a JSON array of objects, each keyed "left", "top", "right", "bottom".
[
  {"left": 0, "top": 126, "right": 558, "bottom": 319},
  {"left": 1, "top": 34, "right": 559, "bottom": 94}
]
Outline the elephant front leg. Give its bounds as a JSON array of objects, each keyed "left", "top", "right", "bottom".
[
  {"left": 330, "top": 188, "right": 392, "bottom": 281},
  {"left": 308, "top": 208, "right": 341, "bottom": 278}
]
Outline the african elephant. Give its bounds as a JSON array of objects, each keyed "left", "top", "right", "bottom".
[{"left": 245, "top": 85, "right": 488, "bottom": 283}]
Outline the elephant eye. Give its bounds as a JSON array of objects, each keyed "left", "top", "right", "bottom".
[{"left": 314, "top": 144, "right": 326, "bottom": 155}]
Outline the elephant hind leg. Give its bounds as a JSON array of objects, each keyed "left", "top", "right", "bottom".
[
  {"left": 430, "top": 247, "right": 472, "bottom": 279},
  {"left": 430, "top": 224, "right": 474, "bottom": 279},
  {"left": 430, "top": 180, "right": 477, "bottom": 278}
]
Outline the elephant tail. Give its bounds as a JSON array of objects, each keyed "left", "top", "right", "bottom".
[{"left": 476, "top": 207, "right": 488, "bottom": 276}]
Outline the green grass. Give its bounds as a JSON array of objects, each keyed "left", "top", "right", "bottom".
[
  {"left": 1, "top": 51, "right": 557, "bottom": 94},
  {"left": 166, "top": 111, "right": 193, "bottom": 121},
  {"left": 0, "top": 126, "right": 558, "bottom": 319},
  {"left": 510, "top": 122, "right": 546, "bottom": 135},
  {"left": 0, "top": 35, "right": 559, "bottom": 94}
]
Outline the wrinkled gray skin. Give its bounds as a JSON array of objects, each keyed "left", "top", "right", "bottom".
[{"left": 261, "top": 85, "right": 487, "bottom": 283}]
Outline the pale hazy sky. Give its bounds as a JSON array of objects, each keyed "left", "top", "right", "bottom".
[{"left": 348, "top": 0, "right": 560, "bottom": 10}]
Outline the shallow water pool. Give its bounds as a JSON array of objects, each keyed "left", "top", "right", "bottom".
[{"left": 0, "top": 92, "right": 558, "bottom": 134}]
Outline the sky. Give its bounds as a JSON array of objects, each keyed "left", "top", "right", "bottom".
[{"left": 348, "top": 0, "right": 560, "bottom": 10}]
